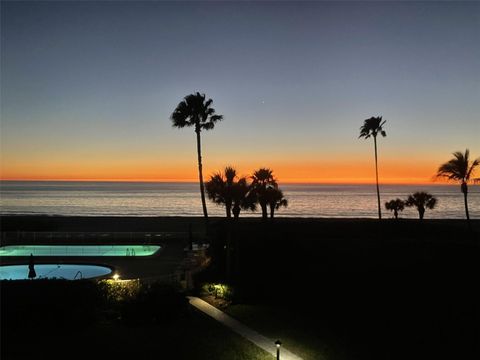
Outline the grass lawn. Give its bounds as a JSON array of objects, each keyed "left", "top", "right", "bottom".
[
  {"left": 224, "top": 303, "right": 346, "bottom": 360},
  {"left": 2, "top": 309, "right": 274, "bottom": 360}
]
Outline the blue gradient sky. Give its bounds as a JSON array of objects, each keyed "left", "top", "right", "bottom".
[{"left": 1, "top": 1, "right": 479, "bottom": 182}]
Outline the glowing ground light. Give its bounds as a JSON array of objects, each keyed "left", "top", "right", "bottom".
[
  {"left": 112, "top": 273, "right": 120, "bottom": 281},
  {"left": 275, "top": 340, "right": 282, "bottom": 360}
]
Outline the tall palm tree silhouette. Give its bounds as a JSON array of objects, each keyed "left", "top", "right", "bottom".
[
  {"left": 405, "top": 192, "right": 437, "bottom": 220},
  {"left": 436, "top": 149, "right": 479, "bottom": 224},
  {"left": 359, "top": 116, "right": 386, "bottom": 219},
  {"left": 251, "top": 168, "right": 277, "bottom": 219},
  {"left": 171, "top": 92, "right": 223, "bottom": 219}
]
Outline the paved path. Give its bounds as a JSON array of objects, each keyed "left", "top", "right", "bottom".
[{"left": 188, "top": 296, "right": 303, "bottom": 360}]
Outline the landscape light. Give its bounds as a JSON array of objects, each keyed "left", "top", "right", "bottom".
[
  {"left": 275, "top": 340, "right": 282, "bottom": 360},
  {"left": 112, "top": 273, "right": 120, "bottom": 281}
]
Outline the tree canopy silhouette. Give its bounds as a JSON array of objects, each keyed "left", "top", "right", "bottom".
[
  {"left": 205, "top": 166, "right": 255, "bottom": 219},
  {"left": 359, "top": 116, "right": 386, "bottom": 220},
  {"left": 265, "top": 187, "right": 288, "bottom": 219},
  {"left": 170, "top": 92, "right": 223, "bottom": 218},
  {"left": 405, "top": 192, "right": 437, "bottom": 220},
  {"left": 251, "top": 168, "right": 278, "bottom": 219},
  {"left": 385, "top": 198, "right": 405, "bottom": 219},
  {"left": 436, "top": 149, "right": 479, "bottom": 224}
]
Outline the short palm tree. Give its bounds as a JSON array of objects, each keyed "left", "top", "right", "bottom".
[
  {"left": 231, "top": 178, "right": 256, "bottom": 219},
  {"left": 251, "top": 168, "right": 277, "bottom": 219},
  {"left": 405, "top": 192, "right": 437, "bottom": 220},
  {"left": 359, "top": 116, "right": 386, "bottom": 219},
  {"left": 205, "top": 167, "right": 255, "bottom": 219},
  {"left": 170, "top": 92, "right": 223, "bottom": 219},
  {"left": 205, "top": 166, "right": 236, "bottom": 218},
  {"left": 436, "top": 149, "right": 479, "bottom": 223},
  {"left": 385, "top": 199, "right": 405, "bottom": 219},
  {"left": 265, "top": 187, "right": 288, "bottom": 219}
]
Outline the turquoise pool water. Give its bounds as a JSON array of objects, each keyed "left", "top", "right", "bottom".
[
  {"left": 0, "top": 245, "right": 160, "bottom": 257},
  {"left": 0, "top": 264, "right": 112, "bottom": 280}
]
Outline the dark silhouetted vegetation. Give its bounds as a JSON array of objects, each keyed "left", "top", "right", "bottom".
[
  {"left": 436, "top": 149, "right": 479, "bottom": 226},
  {"left": 384, "top": 198, "right": 405, "bottom": 219},
  {"left": 405, "top": 192, "right": 437, "bottom": 220},
  {"left": 265, "top": 186, "right": 288, "bottom": 219},
  {"left": 205, "top": 167, "right": 256, "bottom": 219},
  {"left": 170, "top": 92, "right": 223, "bottom": 219},
  {"left": 1, "top": 278, "right": 271, "bottom": 360},
  {"left": 206, "top": 167, "right": 288, "bottom": 220},
  {"left": 359, "top": 116, "right": 386, "bottom": 219}
]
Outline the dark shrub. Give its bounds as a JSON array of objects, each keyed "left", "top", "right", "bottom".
[{"left": 120, "top": 282, "right": 188, "bottom": 326}]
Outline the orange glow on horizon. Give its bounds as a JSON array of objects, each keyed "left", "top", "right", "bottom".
[{"left": 0, "top": 160, "right": 458, "bottom": 185}]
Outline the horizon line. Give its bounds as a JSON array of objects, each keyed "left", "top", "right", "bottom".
[{"left": 0, "top": 178, "right": 455, "bottom": 186}]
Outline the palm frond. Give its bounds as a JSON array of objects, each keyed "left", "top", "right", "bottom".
[
  {"left": 436, "top": 149, "right": 479, "bottom": 183},
  {"left": 359, "top": 116, "right": 385, "bottom": 139},
  {"left": 170, "top": 92, "right": 223, "bottom": 132},
  {"left": 466, "top": 157, "right": 480, "bottom": 180},
  {"left": 405, "top": 192, "right": 437, "bottom": 209},
  {"left": 385, "top": 199, "right": 405, "bottom": 212}
]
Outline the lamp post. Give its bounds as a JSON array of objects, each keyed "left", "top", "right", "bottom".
[{"left": 275, "top": 340, "right": 282, "bottom": 360}]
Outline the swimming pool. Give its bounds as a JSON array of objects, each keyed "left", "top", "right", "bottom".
[
  {"left": 0, "top": 245, "right": 161, "bottom": 257},
  {"left": 0, "top": 264, "right": 112, "bottom": 280}
]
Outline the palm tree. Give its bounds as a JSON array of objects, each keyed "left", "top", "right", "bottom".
[
  {"left": 205, "top": 167, "right": 256, "bottom": 219},
  {"left": 231, "top": 178, "right": 256, "bottom": 219},
  {"left": 436, "top": 149, "right": 479, "bottom": 224},
  {"left": 385, "top": 199, "right": 405, "bottom": 219},
  {"left": 265, "top": 187, "right": 288, "bottom": 219},
  {"left": 359, "top": 116, "right": 386, "bottom": 219},
  {"left": 405, "top": 192, "right": 437, "bottom": 220},
  {"left": 251, "top": 168, "right": 277, "bottom": 219},
  {"left": 205, "top": 167, "right": 235, "bottom": 218},
  {"left": 170, "top": 92, "right": 223, "bottom": 218}
]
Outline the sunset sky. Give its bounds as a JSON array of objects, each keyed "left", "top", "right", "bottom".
[{"left": 1, "top": 1, "right": 479, "bottom": 184}]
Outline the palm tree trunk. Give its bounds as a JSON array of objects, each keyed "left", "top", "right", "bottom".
[
  {"left": 462, "top": 183, "right": 470, "bottom": 221},
  {"left": 233, "top": 204, "right": 240, "bottom": 219},
  {"left": 373, "top": 136, "right": 382, "bottom": 219},
  {"left": 462, "top": 184, "right": 471, "bottom": 231},
  {"left": 196, "top": 130, "right": 208, "bottom": 219},
  {"left": 261, "top": 203, "right": 267, "bottom": 220},
  {"left": 226, "top": 202, "right": 232, "bottom": 218}
]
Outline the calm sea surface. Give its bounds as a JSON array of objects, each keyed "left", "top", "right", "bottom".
[{"left": 0, "top": 181, "right": 479, "bottom": 219}]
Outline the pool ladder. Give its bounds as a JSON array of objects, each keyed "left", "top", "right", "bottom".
[{"left": 74, "top": 271, "right": 83, "bottom": 280}]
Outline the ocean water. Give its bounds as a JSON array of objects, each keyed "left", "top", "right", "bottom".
[{"left": 0, "top": 181, "right": 479, "bottom": 219}]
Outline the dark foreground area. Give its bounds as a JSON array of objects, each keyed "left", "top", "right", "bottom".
[
  {"left": 206, "top": 218, "right": 479, "bottom": 360},
  {"left": 1, "top": 280, "right": 272, "bottom": 360},
  {"left": 1, "top": 216, "right": 479, "bottom": 360}
]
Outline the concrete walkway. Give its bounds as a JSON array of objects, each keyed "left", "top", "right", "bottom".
[{"left": 188, "top": 296, "right": 303, "bottom": 360}]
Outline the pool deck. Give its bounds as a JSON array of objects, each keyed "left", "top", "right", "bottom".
[{"left": 0, "top": 238, "right": 187, "bottom": 280}]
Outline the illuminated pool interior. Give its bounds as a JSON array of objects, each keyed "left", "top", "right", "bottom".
[
  {"left": 0, "top": 245, "right": 161, "bottom": 257},
  {"left": 0, "top": 264, "right": 112, "bottom": 280}
]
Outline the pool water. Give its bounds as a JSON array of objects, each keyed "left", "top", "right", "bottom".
[
  {"left": 0, "top": 245, "right": 161, "bottom": 257},
  {"left": 0, "top": 264, "right": 112, "bottom": 280}
]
